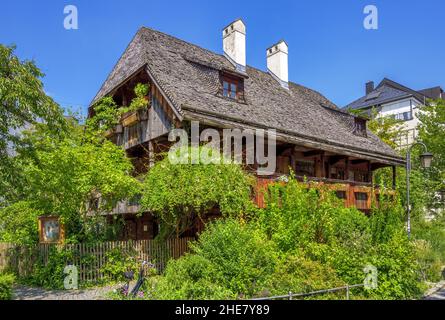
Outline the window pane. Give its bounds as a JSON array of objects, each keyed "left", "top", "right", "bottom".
[
  {"left": 223, "top": 81, "right": 229, "bottom": 89},
  {"left": 230, "top": 84, "right": 237, "bottom": 99},
  {"left": 223, "top": 89, "right": 229, "bottom": 97}
]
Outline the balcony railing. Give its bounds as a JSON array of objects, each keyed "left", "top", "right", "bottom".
[
  {"left": 254, "top": 174, "right": 394, "bottom": 212},
  {"left": 111, "top": 200, "right": 141, "bottom": 215}
]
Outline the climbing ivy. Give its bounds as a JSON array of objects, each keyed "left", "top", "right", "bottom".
[
  {"left": 140, "top": 147, "right": 255, "bottom": 238},
  {"left": 87, "top": 83, "right": 150, "bottom": 134}
]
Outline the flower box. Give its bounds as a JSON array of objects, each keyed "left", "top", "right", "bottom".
[
  {"left": 104, "top": 124, "right": 123, "bottom": 137},
  {"left": 121, "top": 111, "right": 139, "bottom": 127}
]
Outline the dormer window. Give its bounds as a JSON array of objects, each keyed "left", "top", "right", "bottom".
[
  {"left": 220, "top": 73, "right": 245, "bottom": 102},
  {"left": 223, "top": 79, "right": 237, "bottom": 99}
]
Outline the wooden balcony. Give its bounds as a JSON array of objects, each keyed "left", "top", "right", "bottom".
[
  {"left": 254, "top": 174, "right": 395, "bottom": 212},
  {"left": 111, "top": 201, "right": 141, "bottom": 215},
  {"left": 120, "top": 112, "right": 149, "bottom": 150}
]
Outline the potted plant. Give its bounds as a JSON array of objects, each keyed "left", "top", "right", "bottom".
[{"left": 121, "top": 83, "right": 150, "bottom": 126}]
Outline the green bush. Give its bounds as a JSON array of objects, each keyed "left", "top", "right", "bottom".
[
  {"left": 368, "top": 230, "right": 423, "bottom": 299},
  {"left": 148, "top": 219, "right": 278, "bottom": 299},
  {"left": 257, "top": 179, "right": 367, "bottom": 251},
  {"left": 0, "top": 201, "right": 41, "bottom": 245},
  {"left": 413, "top": 239, "right": 443, "bottom": 283},
  {"left": 144, "top": 177, "right": 428, "bottom": 300},
  {"left": 101, "top": 247, "right": 139, "bottom": 282},
  {"left": 265, "top": 254, "right": 345, "bottom": 298},
  {"left": 0, "top": 273, "right": 15, "bottom": 300},
  {"left": 191, "top": 219, "right": 278, "bottom": 297},
  {"left": 412, "top": 217, "right": 445, "bottom": 282},
  {"left": 150, "top": 254, "right": 234, "bottom": 300},
  {"left": 26, "top": 247, "right": 75, "bottom": 289}
]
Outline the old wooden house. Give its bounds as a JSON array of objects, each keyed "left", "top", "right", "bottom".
[{"left": 89, "top": 19, "right": 404, "bottom": 240}]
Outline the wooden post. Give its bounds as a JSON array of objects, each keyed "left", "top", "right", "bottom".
[
  {"left": 320, "top": 153, "right": 326, "bottom": 179},
  {"left": 344, "top": 157, "right": 350, "bottom": 181},
  {"left": 368, "top": 161, "right": 373, "bottom": 184},
  {"left": 290, "top": 150, "right": 296, "bottom": 174},
  {"left": 348, "top": 185, "right": 355, "bottom": 208},
  {"left": 326, "top": 156, "right": 331, "bottom": 180},
  {"left": 392, "top": 166, "right": 397, "bottom": 190},
  {"left": 315, "top": 152, "right": 325, "bottom": 178},
  {"left": 148, "top": 141, "right": 155, "bottom": 168}
]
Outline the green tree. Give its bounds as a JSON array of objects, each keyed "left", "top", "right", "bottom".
[
  {"left": 0, "top": 201, "right": 41, "bottom": 245},
  {"left": 348, "top": 106, "right": 435, "bottom": 219},
  {"left": 0, "top": 45, "right": 66, "bottom": 200},
  {"left": 140, "top": 147, "right": 254, "bottom": 238},
  {"left": 2, "top": 118, "right": 141, "bottom": 243},
  {"left": 418, "top": 99, "right": 445, "bottom": 192}
]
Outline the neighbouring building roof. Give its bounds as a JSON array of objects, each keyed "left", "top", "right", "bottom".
[
  {"left": 418, "top": 86, "right": 444, "bottom": 100},
  {"left": 344, "top": 78, "right": 443, "bottom": 111},
  {"left": 90, "top": 27, "right": 403, "bottom": 165}
]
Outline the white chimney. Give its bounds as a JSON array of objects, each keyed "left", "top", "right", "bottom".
[
  {"left": 222, "top": 19, "right": 246, "bottom": 72},
  {"left": 267, "top": 40, "right": 289, "bottom": 89}
]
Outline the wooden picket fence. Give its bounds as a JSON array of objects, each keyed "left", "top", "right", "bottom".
[{"left": 0, "top": 238, "right": 193, "bottom": 283}]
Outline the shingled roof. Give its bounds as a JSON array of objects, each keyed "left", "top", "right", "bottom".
[
  {"left": 90, "top": 27, "right": 403, "bottom": 165},
  {"left": 344, "top": 78, "right": 433, "bottom": 111}
]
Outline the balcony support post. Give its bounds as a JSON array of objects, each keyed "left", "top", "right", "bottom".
[
  {"left": 392, "top": 165, "right": 396, "bottom": 190},
  {"left": 148, "top": 141, "right": 155, "bottom": 168}
]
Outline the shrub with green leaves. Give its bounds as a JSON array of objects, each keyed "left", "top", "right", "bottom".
[
  {"left": 144, "top": 176, "right": 427, "bottom": 300},
  {"left": 0, "top": 201, "right": 42, "bottom": 245},
  {"left": 101, "top": 247, "right": 139, "bottom": 282},
  {"left": 141, "top": 148, "right": 254, "bottom": 238},
  {"left": 149, "top": 219, "right": 278, "bottom": 299},
  {"left": 412, "top": 216, "right": 445, "bottom": 283},
  {"left": 191, "top": 219, "right": 277, "bottom": 297},
  {"left": 265, "top": 254, "right": 345, "bottom": 297},
  {"left": 0, "top": 273, "right": 15, "bottom": 300},
  {"left": 368, "top": 230, "right": 423, "bottom": 299},
  {"left": 149, "top": 254, "right": 234, "bottom": 300},
  {"left": 256, "top": 177, "right": 369, "bottom": 251},
  {"left": 26, "top": 247, "right": 75, "bottom": 290}
]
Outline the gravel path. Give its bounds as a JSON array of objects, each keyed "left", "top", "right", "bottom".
[
  {"left": 424, "top": 286, "right": 445, "bottom": 300},
  {"left": 13, "top": 284, "right": 119, "bottom": 300},
  {"left": 14, "top": 282, "right": 445, "bottom": 300}
]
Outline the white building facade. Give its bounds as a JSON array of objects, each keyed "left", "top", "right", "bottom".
[{"left": 344, "top": 78, "right": 443, "bottom": 149}]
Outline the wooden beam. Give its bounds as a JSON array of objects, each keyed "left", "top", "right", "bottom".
[
  {"left": 368, "top": 161, "right": 373, "bottom": 184},
  {"left": 371, "top": 163, "right": 389, "bottom": 171},
  {"left": 329, "top": 155, "right": 347, "bottom": 166},
  {"left": 303, "top": 150, "right": 324, "bottom": 158},
  {"left": 351, "top": 159, "right": 369, "bottom": 165}
]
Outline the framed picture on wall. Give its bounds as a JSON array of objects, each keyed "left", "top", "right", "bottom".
[{"left": 38, "top": 216, "right": 64, "bottom": 244}]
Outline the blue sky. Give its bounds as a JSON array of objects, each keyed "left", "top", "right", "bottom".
[{"left": 1, "top": 0, "right": 444, "bottom": 116}]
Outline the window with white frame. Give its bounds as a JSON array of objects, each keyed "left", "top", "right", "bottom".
[{"left": 391, "top": 111, "right": 413, "bottom": 121}]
